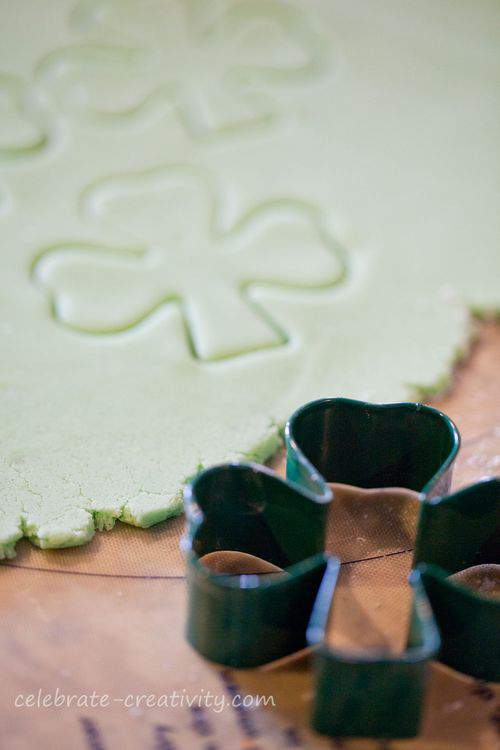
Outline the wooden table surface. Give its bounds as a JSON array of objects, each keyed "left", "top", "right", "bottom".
[{"left": 1, "top": 322, "right": 499, "bottom": 750}]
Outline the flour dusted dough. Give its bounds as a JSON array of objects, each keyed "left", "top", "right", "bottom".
[{"left": 1, "top": 0, "right": 499, "bottom": 554}]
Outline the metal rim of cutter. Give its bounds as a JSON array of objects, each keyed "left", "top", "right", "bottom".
[{"left": 413, "top": 476, "right": 500, "bottom": 683}]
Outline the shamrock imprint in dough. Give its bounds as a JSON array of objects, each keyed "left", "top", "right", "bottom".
[
  {"left": 33, "top": 165, "right": 346, "bottom": 361},
  {"left": 36, "top": 0, "right": 327, "bottom": 136},
  {"left": 0, "top": 73, "right": 51, "bottom": 162}
]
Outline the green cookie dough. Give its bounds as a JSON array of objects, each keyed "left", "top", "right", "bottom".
[{"left": 0, "top": 0, "right": 499, "bottom": 556}]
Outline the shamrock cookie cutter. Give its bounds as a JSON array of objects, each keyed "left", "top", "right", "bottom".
[
  {"left": 183, "top": 397, "right": 464, "bottom": 738},
  {"left": 412, "top": 476, "right": 500, "bottom": 682}
]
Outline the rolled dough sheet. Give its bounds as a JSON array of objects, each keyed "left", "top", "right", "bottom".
[{"left": 1, "top": 0, "right": 499, "bottom": 554}]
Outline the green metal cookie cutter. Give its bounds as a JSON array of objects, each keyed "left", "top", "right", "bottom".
[
  {"left": 183, "top": 397, "right": 480, "bottom": 738},
  {"left": 412, "top": 476, "right": 500, "bottom": 682}
]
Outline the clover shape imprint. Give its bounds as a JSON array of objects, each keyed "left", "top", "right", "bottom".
[
  {"left": 0, "top": 73, "right": 51, "bottom": 163},
  {"left": 33, "top": 166, "right": 345, "bottom": 361},
  {"left": 36, "top": 0, "right": 327, "bottom": 137}
]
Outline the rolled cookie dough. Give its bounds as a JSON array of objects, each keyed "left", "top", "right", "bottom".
[{"left": 0, "top": 0, "right": 499, "bottom": 554}]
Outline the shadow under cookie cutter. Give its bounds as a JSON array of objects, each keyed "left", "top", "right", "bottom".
[{"left": 182, "top": 397, "right": 497, "bottom": 737}]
